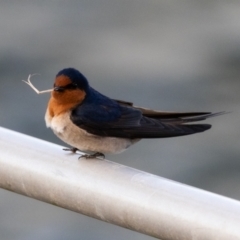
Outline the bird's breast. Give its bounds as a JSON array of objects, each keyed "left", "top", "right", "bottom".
[{"left": 45, "top": 109, "right": 139, "bottom": 154}]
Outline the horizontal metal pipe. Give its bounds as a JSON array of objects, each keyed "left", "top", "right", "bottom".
[{"left": 0, "top": 126, "right": 240, "bottom": 239}]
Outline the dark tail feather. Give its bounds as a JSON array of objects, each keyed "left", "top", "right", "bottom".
[
  {"left": 158, "top": 112, "right": 226, "bottom": 124},
  {"left": 178, "top": 123, "right": 212, "bottom": 135},
  {"left": 147, "top": 123, "right": 212, "bottom": 138}
]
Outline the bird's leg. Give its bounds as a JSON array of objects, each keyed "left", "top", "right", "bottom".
[
  {"left": 79, "top": 152, "right": 105, "bottom": 159},
  {"left": 63, "top": 147, "right": 79, "bottom": 153}
]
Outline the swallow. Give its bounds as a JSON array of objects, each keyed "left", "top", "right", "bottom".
[{"left": 40, "top": 68, "right": 222, "bottom": 158}]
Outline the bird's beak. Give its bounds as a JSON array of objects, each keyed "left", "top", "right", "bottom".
[{"left": 54, "top": 86, "right": 65, "bottom": 92}]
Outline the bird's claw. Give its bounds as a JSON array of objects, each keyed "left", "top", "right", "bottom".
[
  {"left": 79, "top": 152, "right": 105, "bottom": 159},
  {"left": 63, "top": 147, "right": 79, "bottom": 153},
  {"left": 63, "top": 148, "right": 105, "bottom": 159}
]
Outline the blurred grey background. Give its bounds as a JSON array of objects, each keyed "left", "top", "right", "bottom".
[{"left": 0, "top": 1, "right": 240, "bottom": 240}]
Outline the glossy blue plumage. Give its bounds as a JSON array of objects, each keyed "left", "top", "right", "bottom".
[
  {"left": 56, "top": 68, "right": 89, "bottom": 91},
  {"left": 72, "top": 87, "right": 122, "bottom": 123}
]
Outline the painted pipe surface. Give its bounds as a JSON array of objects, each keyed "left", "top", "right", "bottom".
[{"left": 0, "top": 127, "right": 240, "bottom": 240}]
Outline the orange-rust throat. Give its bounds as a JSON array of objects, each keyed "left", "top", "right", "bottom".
[{"left": 47, "top": 75, "right": 86, "bottom": 117}]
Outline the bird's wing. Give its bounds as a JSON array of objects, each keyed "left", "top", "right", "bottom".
[
  {"left": 114, "top": 98, "right": 212, "bottom": 118},
  {"left": 71, "top": 99, "right": 214, "bottom": 138},
  {"left": 114, "top": 99, "right": 225, "bottom": 123}
]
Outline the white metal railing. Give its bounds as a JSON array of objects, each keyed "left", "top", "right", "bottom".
[{"left": 0, "top": 126, "right": 240, "bottom": 240}]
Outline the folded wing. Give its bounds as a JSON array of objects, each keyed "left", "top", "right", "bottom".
[{"left": 71, "top": 97, "right": 222, "bottom": 139}]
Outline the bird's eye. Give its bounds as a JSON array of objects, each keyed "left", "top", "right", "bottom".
[
  {"left": 64, "top": 83, "right": 78, "bottom": 90},
  {"left": 53, "top": 83, "right": 78, "bottom": 92}
]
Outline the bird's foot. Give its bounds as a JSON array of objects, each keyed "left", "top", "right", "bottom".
[
  {"left": 79, "top": 152, "right": 105, "bottom": 159},
  {"left": 63, "top": 147, "right": 79, "bottom": 153}
]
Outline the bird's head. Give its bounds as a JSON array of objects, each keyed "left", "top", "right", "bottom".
[{"left": 52, "top": 68, "right": 89, "bottom": 104}]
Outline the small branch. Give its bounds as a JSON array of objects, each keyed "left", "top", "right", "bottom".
[{"left": 22, "top": 74, "right": 52, "bottom": 94}]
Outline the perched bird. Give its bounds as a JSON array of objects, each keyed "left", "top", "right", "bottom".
[{"left": 42, "top": 68, "right": 221, "bottom": 158}]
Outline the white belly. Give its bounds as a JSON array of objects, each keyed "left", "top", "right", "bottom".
[{"left": 45, "top": 110, "right": 139, "bottom": 154}]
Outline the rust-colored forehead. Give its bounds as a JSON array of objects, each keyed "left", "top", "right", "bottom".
[{"left": 54, "top": 75, "right": 72, "bottom": 86}]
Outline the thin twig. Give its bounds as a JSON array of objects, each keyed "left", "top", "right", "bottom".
[{"left": 22, "top": 74, "right": 52, "bottom": 94}]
